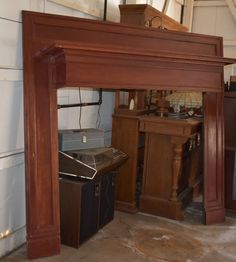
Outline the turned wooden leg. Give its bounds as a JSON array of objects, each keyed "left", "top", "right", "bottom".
[{"left": 170, "top": 137, "right": 188, "bottom": 201}]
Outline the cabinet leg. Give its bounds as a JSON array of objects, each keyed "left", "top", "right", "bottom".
[{"left": 170, "top": 137, "right": 188, "bottom": 201}]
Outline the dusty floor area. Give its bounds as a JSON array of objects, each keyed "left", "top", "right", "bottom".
[{"left": 2, "top": 206, "right": 236, "bottom": 262}]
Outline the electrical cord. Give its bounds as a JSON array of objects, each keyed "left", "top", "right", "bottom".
[{"left": 74, "top": 88, "right": 102, "bottom": 129}]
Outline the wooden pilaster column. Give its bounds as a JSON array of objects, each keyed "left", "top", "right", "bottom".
[
  {"left": 204, "top": 92, "right": 225, "bottom": 224},
  {"left": 25, "top": 55, "right": 60, "bottom": 259}
]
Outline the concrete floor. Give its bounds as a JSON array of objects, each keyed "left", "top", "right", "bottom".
[{"left": 2, "top": 206, "right": 236, "bottom": 262}]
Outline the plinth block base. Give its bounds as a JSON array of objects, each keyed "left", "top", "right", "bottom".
[
  {"left": 115, "top": 200, "right": 138, "bottom": 213},
  {"left": 27, "top": 234, "right": 60, "bottom": 259},
  {"left": 140, "top": 196, "right": 184, "bottom": 220},
  {"left": 204, "top": 207, "right": 225, "bottom": 225}
]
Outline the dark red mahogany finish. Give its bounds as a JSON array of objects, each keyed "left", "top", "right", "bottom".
[{"left": 22, "top": 11, "right": 235, "bottom": 259}]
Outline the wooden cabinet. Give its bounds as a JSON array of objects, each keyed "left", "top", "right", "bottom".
[
  {"left": 224, "top": 92, "right": 236, "bottom": 211},
  {"left": 99, "top": 172, "right": 116, "bottom": 227},
  {"left": 119, "top": 4, "right": 188, "bottom": 31},
  {"left": 59, "top": 172, "right": 116, "bottom": 248},
  {"left": 139, "top": 116, "right": 202, "bottom": 220},
  {"left": 112, "top": 114, "right": 141, "bottom": 213}
]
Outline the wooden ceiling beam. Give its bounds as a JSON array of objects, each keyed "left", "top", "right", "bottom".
[{"left": 225, "top": 0, "right": 236, "bottom": 23}]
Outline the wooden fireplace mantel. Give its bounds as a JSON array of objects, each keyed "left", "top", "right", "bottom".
[{"left": 22, "top": 11, "right": 235, "bottom": 259}]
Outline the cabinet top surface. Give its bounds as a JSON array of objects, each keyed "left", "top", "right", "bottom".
[
  {"left": 139, "top": 115, "right": 202, "bottom": 136},
  {"left": 139, "top": 115, "right": 202, "bottom": 126}
]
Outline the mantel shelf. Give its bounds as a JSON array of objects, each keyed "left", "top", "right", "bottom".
[{"left": 37, "top": 41, "right": 236, "bottom": 67}]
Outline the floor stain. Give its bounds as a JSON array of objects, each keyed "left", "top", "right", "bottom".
[{"left": 133, "top": 228, "right": 206, "bottom": 262}]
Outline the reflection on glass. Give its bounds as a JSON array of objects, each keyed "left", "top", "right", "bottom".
[{"left": 233, "top": 151, "right": 236, "bottom": 200}]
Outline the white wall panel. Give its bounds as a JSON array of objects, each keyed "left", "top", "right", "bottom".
[
  {"left": 45, "top": 0, "right": 96, "bottom": 19},
  {"left": 224, "top": 46, "right": 236, "bottom": 82},
  {"left": 0, "top": 160, "right": 25, "bottom": 258},
  {"left": 106, "top": 0, "right": 121, "bottom": 22},
  {"left": 192, "top": 6, "right": 217, "bottom": 35},
  {"left": 29, "top": 0, "right": 45, "bottom": 12},
  {"left": 57, "top": 88, "right": 69, "bottom": 129},
  {"left": 0, "top": 20, "right": 22, "bottom": 69},
  {"left": 192, "top": 4, "right": 236, "bottom": 83},
  {"left": 45, "top": 0, "right": 121, "bottom": 21},
  {"left": 98, "top": 90, "right": 115, "bottom": 131},
  {"left": 57, "top": 88, "right": 114, "bottom": 135},
  {"left": 0, "top": 81, "right": 24, "bottom": 154},
  {"left": 0, "top": 161, "right": 25, "bottom": 232},
  {"left": 224, "top": 46, "right": 236, "bottom": 58},
  {"left": 58, "top": 87, "right": 70, "bottom": 97},
  {"left": 0, "top": 69, "right": 23, "bottom": 81},
  {"left": 224, "top": 64, "right": 236, "bottom": 82},
  {"left": 0, "top": 0, "right": 119, "bottom": 258},
  {"left": 166, "top": 0, "right": 182, "bottom": 22},
  {"left": 0, "top": 227, "right": 26, "bottom": 258},
  {"left": 215, "top": 7, "right": 236, "bottom": 39},
  {"left": 45, "top": 0, "right": 74, "bottom": 16},
  {"left": 0, "top": 0, "right": 30, "bottom": 22},
  {"left": 193, "top": 6, "right": 236, "bottom": 38},
  {"left": 151, "top": 0, "right": 165, "bottom": 11},
  {"left": 0, "top": 153, "right": 24, "bottom": 170},
  {"left": 71, "top": 9, "right": 97, "bottom": 19},
  {"left": 0, "top": 0, "right": 26, "bottom": 258}
]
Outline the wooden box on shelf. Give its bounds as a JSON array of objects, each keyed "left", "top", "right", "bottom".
[{"left": 119, "top": 4, "right": 188, "bottom": 31}]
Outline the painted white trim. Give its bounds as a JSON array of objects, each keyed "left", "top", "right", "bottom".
[
  {"left": 0, "top": 151, "right": 24, "bottom": 171},
  {"left": 0, "top": 66, "right": 23, "bottom": 71},
  {"left": 0, "top": 69, "right": 23, "bottom": 81},
  {"left": 0, "top": 149, "right": 24, "bottom": 158},
  {"left": 194, "top": 1, "right": 228, "bottom": 7},
  {"left": 0, "top": 17, "right": 21, "bottom": 23},
  {"left": 224, "top": 39, "right": 236, "bottom": 46}
]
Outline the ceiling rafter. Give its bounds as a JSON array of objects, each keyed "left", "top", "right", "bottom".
[
  {"left": 194, "top": 0, "right": 236, "bottom": 7},
  {"left": 225, "top": 0, "right": 236, "bottom": 23},
  {"left": 183, "top": 0, "right": 194, "bottom": 31},
  {"left": 163, "top": 0, "right": 171, "bottom": 13}
]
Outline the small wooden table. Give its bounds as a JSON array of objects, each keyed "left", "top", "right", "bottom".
[{"left": 139, "top": 116, "right": 202, "bottom": 220}]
